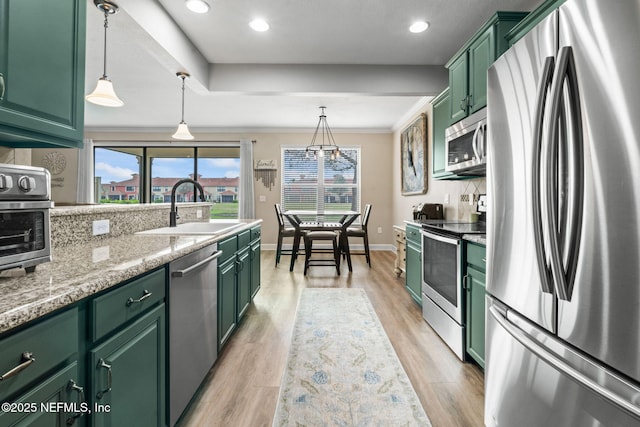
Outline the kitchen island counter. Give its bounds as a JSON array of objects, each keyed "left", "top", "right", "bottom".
[{"left": 0, "top": 219, "right": 262, "bottom": 335}]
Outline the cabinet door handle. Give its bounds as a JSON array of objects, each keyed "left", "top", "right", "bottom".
[
  {"left": 66, "top": 379, "right": 85, "bottom": 424},
  {"left": 0, "top": 352, "right": 35, "bottom": 380},
  {"left": 460, "top": 98, "right": 466, "bottom": 111},
  {"left": 0, "top": 73, "right": 5, "bottom": 101},
  {"left": 96, "top": 359, "right": 112, "bottom": 399},
  {"left": 126, "top": 289, "right": 152, "bottom": 306},
  {"left": 463, "top": 274, "right": 470, "bottom": 291}
]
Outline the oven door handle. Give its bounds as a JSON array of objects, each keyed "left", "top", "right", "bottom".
[{"left": 420, "top": 229, "right": 461, "bottom": 246}]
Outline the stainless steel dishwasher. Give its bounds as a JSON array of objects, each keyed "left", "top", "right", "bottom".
[{"left": 169, "top": 243, "right": 222, "bottom": 426}]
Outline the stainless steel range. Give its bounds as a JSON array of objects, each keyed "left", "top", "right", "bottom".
[
  {"left": 419, "top": 220, "right": 486, "bottom": 360},
  {"left": 0, "top": 164, "right": 53, "bottom": 273}
]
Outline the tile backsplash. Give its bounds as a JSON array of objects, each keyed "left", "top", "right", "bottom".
[{"left": 456, "top": 178, "right": 486, "bottom": 221}]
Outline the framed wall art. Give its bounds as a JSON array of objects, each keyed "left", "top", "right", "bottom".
[{"left": 401, "top": 113, "right": 427, "bottom": 195}]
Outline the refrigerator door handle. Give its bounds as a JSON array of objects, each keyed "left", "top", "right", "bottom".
[
  {"left": 489, "top": 303, "right": 640, "bottom": 419},
  {"left": 531, "top": 56, "right": 556, "bottom": 294},
  {"left": 562, "top": 46, "right": 584, "bottom": 300},
  {"left": 545, "top": 46, "right": 584, "bottom": 301}
]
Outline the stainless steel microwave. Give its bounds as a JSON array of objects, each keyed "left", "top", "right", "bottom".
[{"left": 445, "top": 108, "right": 487, "bottom": 175}]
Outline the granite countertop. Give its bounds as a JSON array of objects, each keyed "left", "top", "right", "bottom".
[
  {"left": 0, "top": 219, "right": 261, "bottom": 335},
  {"left": 463, "top": 234, "right": 486, "bottom": 245}
]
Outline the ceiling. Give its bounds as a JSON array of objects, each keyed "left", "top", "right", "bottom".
[{"left": 84, "top": 0, "right": 541, "bottom": 133}]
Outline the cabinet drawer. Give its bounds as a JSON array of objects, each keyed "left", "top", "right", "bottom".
[
  {"left": 91, "top": 268, "right": 166, "bottom": 342},
  {"left": 405, "top": 224, "right": 421, "bottom": 245},
  {"left": 466, "top": 242, "right": 486, "bottom": 271},
  {"left": 394, "top": 228, "right": 405, "bottom": 243},
  {"left": 0, "top": 362, "right": 80, "bottom": 426},
  {"left": 218, "top": 235, "right": 238, "bottom": 263},
  {"left": 0, "top": 308, "right": 78, "bottom": 402},
  {"left": 250, "top": 226, "right": 261, "bottom": 242},
  {"left": 238, "top": 229, "right": 251, "bottom": 248}
]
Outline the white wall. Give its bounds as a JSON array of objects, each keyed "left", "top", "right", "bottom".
[{"left": 391, "top": 104, "right": 486, "bottom": 228}]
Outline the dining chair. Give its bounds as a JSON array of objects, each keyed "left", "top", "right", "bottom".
[
  {"left": 284, "top": 213, "right": 342, "bottom": 275},
  {"left": 303, "top": 230, "right": 341, "bottom": 275},
  {"left": 337, "top": 213, "right": 360, "bottom": 272},
  {"left": 283, "top": 213, "right": 305, "bottom": 272},
  {"left": 346, "top": 204, "right": 372, "bottom": 267},
  {"left": 274, "top": 203, "right": 296, "bottom": 266}
]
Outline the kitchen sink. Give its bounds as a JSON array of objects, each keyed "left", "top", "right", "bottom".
[{"left": 137, "top": 221, "right": 243, "bottom": 236}]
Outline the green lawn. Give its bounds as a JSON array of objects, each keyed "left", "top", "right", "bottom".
[{"left": 211, "top": 202, "right": 238, "bottom": 218}]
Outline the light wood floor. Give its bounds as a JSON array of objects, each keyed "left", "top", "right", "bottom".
[{"left": 179, "top": 250, "right": 485, "bottom": 427}]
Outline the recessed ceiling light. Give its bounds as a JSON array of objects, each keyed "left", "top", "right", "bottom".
[
  {"left": 185, "top": 0, "right": 210, "bottom": 14},
  {"left": 409, "top": 21, "right": 430, "bottom": 33},
  {"left": 249, "top": 19, "right": 270, "bottom": 32}
]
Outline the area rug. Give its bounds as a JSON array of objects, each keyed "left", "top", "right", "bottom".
[{"left": 273, "top": 288, "right": 432, "bottom": 426}]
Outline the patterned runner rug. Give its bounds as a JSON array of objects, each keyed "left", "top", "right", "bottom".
[{"left": 273, "top": 288, "right": 432, "bottom": 426}]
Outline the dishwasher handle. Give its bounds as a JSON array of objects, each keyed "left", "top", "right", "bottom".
[{"left": 171, "top": 250, "right": 222, "bottom": 278}]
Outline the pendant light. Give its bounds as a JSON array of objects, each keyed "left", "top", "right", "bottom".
[
  {"left": 86, "top": 0, "right": 124, "bottom": 107},
  {"left": 305, "top": 106, "right": 341, "bottom": 160},
  {"left": 172, "top": 72, "right": 194, "bottom": 140}
]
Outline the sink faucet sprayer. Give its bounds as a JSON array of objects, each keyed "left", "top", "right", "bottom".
[{"left": 169, "top": 178, "right": 206, "bottom": 227}]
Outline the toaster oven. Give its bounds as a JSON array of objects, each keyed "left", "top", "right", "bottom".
[{"left": 0, "top": 164, "right": 53, "bottom": 273}]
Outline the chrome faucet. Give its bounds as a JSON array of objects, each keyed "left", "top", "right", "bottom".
[{"left": 169, "top": 178, "right": 205, "bottom": 227}]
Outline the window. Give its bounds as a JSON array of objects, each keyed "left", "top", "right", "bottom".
[
  {"left": 95, "top": 148, "right": 142, "bottom": 203},
  {"left": 94, "top": 145, "right": 240, "bottom": 219},
  {"left": 281, "top": 147, "right": 360, "bottom": 221}
]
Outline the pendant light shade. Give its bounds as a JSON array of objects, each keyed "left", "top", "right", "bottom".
[
  {"left": 86, "top": 0, "right": 124, "bottom": 107},
  {"left": 305, "top": 106, "right": 341, "bottom": 160},
  {"left": 172, "top": 72, "right": 194, "bottom": 140},
  {"left": 86, "top": 77, "right": 123, "bottom": 107}
]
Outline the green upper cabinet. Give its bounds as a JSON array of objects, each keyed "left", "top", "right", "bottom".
[
  {"left": 448, "top": 55, "right": 468, "bottom": 124},
  {"left": 0, "top": 0, "right": 86, "bottom": 148},
  {"left": 431, "top": 88, "right": 453, "bottom": 179},
  {"left": 445, "top": 12, "right": 528, "bottom": 124},
  {"left": 506, "top": 0, "right": 566, "bottom": 46},
  {"left": 467, "top": 29, "right": 494, "bottom": 115}
]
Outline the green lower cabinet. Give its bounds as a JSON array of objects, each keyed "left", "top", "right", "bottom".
[
  {"left": 250, "top": 239, "right": 261, "bottom": 298},
  {"left": 218, "top": 226, "right": 261, "bottom": 351},
  {"left": 236, "top": 247, "right": 251, "bottom": 320},
  {"left": 465, "top": 246, "right": 486, "bottom": 368},
  {"left": 218, "top": 256, "right": 237, "bottom": 350},
  {"left": 0, "top": 362, "right": 82, "bottom": 427},
  {"left": 405, "top": 224, "right": 422, "bottom": 305},
  {"left": 89, "top": 305, "right": 166, "bottom": 427}
]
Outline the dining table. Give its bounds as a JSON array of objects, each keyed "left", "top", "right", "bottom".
[{"left": 283, "top": 209, "right": 360, "bottom": 273}]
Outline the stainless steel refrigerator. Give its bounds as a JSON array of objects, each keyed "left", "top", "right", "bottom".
[{"left": 486, "top": 0, "right": 640, "bottom": 425}]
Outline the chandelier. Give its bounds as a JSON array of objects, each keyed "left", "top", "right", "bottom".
[{"left": 305, "top": 106, "right": 341, "bottom": 160}]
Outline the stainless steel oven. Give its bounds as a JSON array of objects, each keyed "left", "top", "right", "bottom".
[
  {"left": 0, "top": 164, "right": 53, "bottom": 273},
  {"left": 421, "top": 228, "right": 465, "bottom": 359}
]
